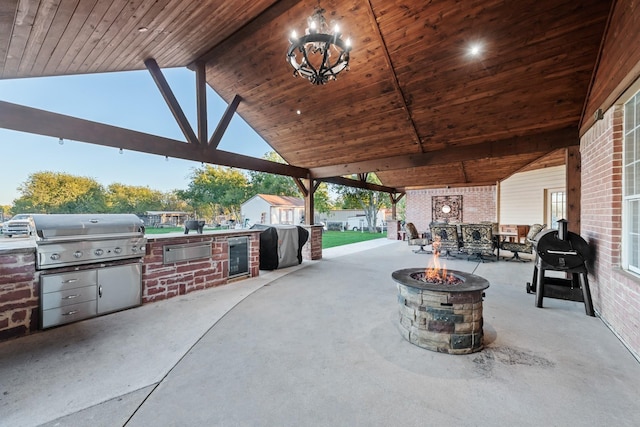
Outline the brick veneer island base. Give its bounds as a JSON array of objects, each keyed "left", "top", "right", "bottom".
[
  {"left": 0, "top": 225, "right": 325, "bottom": 342},
  {"left": 0, "top": 229, "right": 268, "bottom": 341}
]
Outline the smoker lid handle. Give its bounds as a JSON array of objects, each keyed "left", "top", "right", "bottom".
[{"left": 546, "top": 249, "right": 579, "bottom": 256}]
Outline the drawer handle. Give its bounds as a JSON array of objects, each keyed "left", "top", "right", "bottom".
[
  {"left": 62, "top": 279, "right": 78, "bottom": 284},
  {"left": 62, "top": 310, "right": 79, "bottom": 316},
  {"left": 63, "top": 294, "right": 80, "bottom": 300}
]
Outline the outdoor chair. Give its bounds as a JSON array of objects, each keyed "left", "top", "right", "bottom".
[
  {"left": 405, "top": 222, "right": 432, "bottom": 254},
  {"left": 500, "top": 223, "right": 546, "bottom": 262},
  {"left": 460, "top": 223, "right": 495, "bottom": 262},
  {"left": 429, "top": 223, "right": 460, "bottom": 259}
]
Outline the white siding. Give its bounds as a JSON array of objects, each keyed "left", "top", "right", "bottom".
[
  {"left": 499, "top": 165, "right": 565, "bottom": 225},
  {"left": 241, "top": 197, "right": 271, "bottom": 225}
]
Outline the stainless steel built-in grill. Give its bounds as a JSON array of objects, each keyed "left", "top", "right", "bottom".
[
  {"left": 32, "top": 214, "right": 147, "bottom": 269},
  {"left": 31, "top": 214, "right": 147, "bottom": 328}
]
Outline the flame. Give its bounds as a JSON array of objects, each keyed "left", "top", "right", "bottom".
[{"left": 424, "top": 237, "right": 456, "bottom": 285}]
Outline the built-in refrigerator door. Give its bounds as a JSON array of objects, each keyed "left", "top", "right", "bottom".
[{"left": 97, "top": 263, "right": 142, "bottom": 315}]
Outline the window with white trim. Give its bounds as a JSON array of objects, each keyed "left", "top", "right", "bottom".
[{"left": 623, "top": 91, "right": 640, "bottom": 274}]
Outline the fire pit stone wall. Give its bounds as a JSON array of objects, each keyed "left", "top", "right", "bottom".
[{"left": 394, "top": 268, "right": 489, "bottom": 355}]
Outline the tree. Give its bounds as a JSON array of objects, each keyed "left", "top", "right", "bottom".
[
  {"left": 162, "top": 190, "right": 192, "bottom": 212},
  {"left": 247, "top": 152, "right": 300, "bottom": 197},
  {"left": 177, "top": 165, "right": 249, "bottom": 222},
  {"left": 13, "top": 171, "right": 106, "bottom": 213},
  {"left": 105, "top": 183, "right": 166, "bottom": 214},
  {"left": 313, "top": 182, "right": 333, "bottom": 214},
  {"left": 332, "top": 174, "right": 389, "bottom": 232}
]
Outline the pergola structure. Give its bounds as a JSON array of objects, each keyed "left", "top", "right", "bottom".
[{"left": 0, "top": 0, "right": 614, "bottom": 227}]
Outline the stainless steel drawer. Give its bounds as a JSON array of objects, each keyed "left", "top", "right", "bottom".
[
  {"left": 41, "top": 270, "right": 97, "bottom": 293},
  {"left": 42, "top": 300, "right": 97, "bottom": 329},
  {"left": 41, "top": 285, "right": 97, "bottom": 310}
]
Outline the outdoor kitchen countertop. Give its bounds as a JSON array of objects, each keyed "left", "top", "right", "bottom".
[
  {"left": 0, "top": 228, "right": 263, "bottom": 254},
  {"left": 145, "top": 229, "right": 261, "bottom": 240},
  {"left": 0, "top": 236, "right": 36, "bottom": 254}
]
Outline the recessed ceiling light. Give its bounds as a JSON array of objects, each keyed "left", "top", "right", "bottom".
[
  {"left": 296, "top": 110, "right": 301, "bottom": 115},
  {"left": 138, "top": 27, "right": 149, "bottom": 33},
  {"left": 469, "top": 43, "right": 482, "bottom": 57}
]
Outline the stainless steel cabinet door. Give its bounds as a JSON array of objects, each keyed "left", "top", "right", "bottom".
[{"left": 97, "top": 263, "right": 142, "bottom": 315}]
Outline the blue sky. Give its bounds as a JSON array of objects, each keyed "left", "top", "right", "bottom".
[{"left": 0, "top": 68, "right": 273, "bottom": 206}]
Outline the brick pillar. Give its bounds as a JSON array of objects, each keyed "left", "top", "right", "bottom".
[
  {"left": 301, "top": 224, "right": 323, "bottom": 260},
  {"left": 387, "top": 220, "right": 402, "bottom": 240},
  {"left": 0, "top": 249, "right": 39, "bottom": 341}
]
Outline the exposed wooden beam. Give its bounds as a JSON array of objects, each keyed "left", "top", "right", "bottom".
[
  {"left": 144, "top": 58, "right": 199, "bottom": 145},
  {"left": 293, "top": 177, "right": 308, "bottom": 197},
  {"left": 365, "top": 0, "right": 423, "bottom": 151},
  {"left": 209, "top": 94, "right": 241, "bottom": 148},
  {"left": 195, "top": 61, "right": 208, "bottom": 145},
  {"left": 309, "top": 127, "right": 580, "bottom": 178},
  {"left": 319, "top": 176, "right": 397, "bottom": 194},
  {"left": 0, "top": 100, "right": 309, "bottom": 178}
]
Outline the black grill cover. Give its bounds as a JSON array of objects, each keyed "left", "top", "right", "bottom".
[{"left": 251, "top": 224, "right": 309, "bottom": 270}]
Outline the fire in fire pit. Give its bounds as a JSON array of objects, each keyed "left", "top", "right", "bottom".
[{"left": 392, "top": 266, "right": 489, "bottom": 354}]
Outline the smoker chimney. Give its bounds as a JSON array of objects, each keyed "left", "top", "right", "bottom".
[{"left": 557, "top": 219, "right": 568, "bottom": 241}]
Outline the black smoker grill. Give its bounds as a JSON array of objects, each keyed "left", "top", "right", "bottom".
[
  {"left": 526, "top": 219, "right": 594, "bottom": 316},
  {"left": 31, "top": 214, "right": 147, "bottom": 328}
]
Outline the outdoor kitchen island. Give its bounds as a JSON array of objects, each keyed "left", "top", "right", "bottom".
[
  {"left": 0, "top": 228, "right": 262, "bottom": 341},
  {"left": 142, "top": 229, "right": 261, "bottom": 303}
]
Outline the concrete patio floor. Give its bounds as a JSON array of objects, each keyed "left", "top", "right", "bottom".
[{"left": 1, "top": 239, "right": 639, "bottom": 426}]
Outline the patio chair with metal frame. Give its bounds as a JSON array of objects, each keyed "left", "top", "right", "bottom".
[
  {"left": 460, "top": 223, "right": 496, "bottom": 262},
  {"left": 429, "top": 223, "right": 460, "bottom": 259},
  {"left": 405, "top": 222, "right": 432, "bottom": 254},
  {"left": 500, "top": 223, "right": 546, "bottom": 262}
]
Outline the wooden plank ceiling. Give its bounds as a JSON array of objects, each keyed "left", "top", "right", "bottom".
[{"left": 0, "top": 0, "right": 612, "bottom": 192}]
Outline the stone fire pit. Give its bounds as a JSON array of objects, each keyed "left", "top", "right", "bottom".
[{"left": 392, "top": 268, "right": 490, "bottom": 354}]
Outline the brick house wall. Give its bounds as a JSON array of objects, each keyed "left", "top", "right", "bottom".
[
  {"left": 581, "top": 105, "right": 640, "bottom": 359},
  {"left": 405, "top": 186, "right": 497, "bottom": 233}
]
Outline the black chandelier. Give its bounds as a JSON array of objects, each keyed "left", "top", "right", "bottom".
[{"left": 286, "top": 7, "right": 352, "bottom": 85}]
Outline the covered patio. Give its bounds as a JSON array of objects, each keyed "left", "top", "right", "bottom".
[{"left": 1, "top": 240, "right": 638, "bottom": 426}]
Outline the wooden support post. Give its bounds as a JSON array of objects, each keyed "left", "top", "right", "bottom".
[
  {"left": 195, "top": 61, "right": 208, "bottom": 145},
  {"left": 304, "top": 178, "right": 315, "bottom": 225},
  {"left": 566, "top": 146, "right": 581, "bottom": 234}
]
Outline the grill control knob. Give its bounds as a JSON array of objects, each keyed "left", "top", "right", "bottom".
[
  {"left": 140, "top": 245, "right": 146, "bottom": 252},
  {"left": 73, "top": 251, "right": 83, "bottom": 258},
  {"left": 94, "top": 249, "right": 104, "bottom": 256},
  {"left": 50, "top": 253, "right": 60, "bottom": 260},
  {"left": 131, "top": 246, "right": 138, "bottom": 253},
  {"left": 114, "top": 247, "right": 122, "bottom": 254}
]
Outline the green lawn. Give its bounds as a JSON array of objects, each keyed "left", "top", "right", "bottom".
[
  {"left": 322, "top": 230, "right": 386, "bottom": 249},
  {"left": 145, "top": 226, "right": 185, "bottom": 234},
  {"left": 144, "top": 227, "right": 386, "bottom": 249}
]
